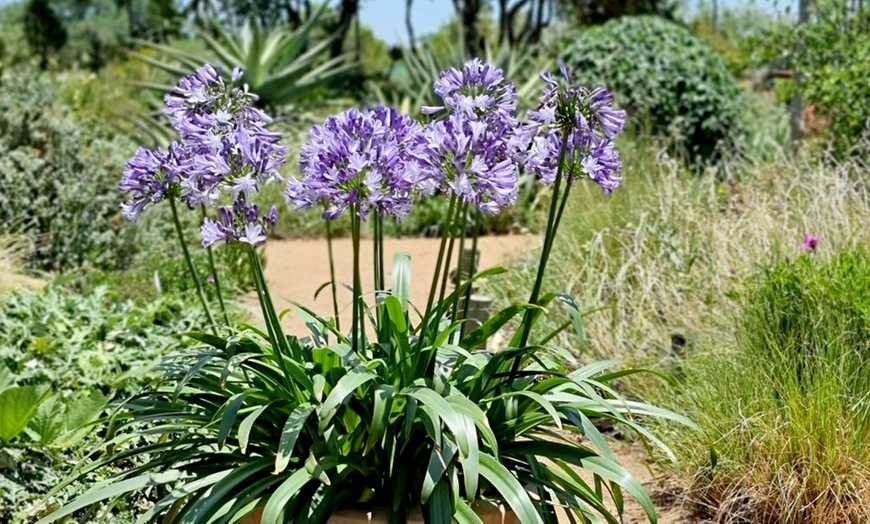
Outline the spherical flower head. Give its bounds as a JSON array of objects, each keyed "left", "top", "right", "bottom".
[
  {"left": 524, "top": 62, "right": 626, "bottom": 193},
  {"left": 119, "top": 143, "right": 187, "bottom": 222},
  {"left": 414, "top": 113, "right": 519, "bottom": 215},
  {"left": 201, "top": 199, "right": 278, "bottom": 248},
  {"left": 285, "top": 105, "right": 426, "bottom": 220},
  {"left": 161, "top": 65, "right": 287, "bottom": 208},
  {"left": 422, "top": 59, "right": 518, "bottom": 122}
]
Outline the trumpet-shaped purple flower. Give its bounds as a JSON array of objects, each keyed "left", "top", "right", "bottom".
[
  {"left": 119, "top": 143, "right": 187, "bottom": 223},
  {"left": 415, "top": 113, "right": 519, "bottom": 215},
  {"left": 423, "top": 58, "right": 518, "bottom": 122},
  {"left": 285, "top": 106, "right": 425, "bottom": 220},
  {"left": 524, "top": 63, "right": 625, "bottom": 193},
  {"left": 201, "top": 199, "right": 278, "bottom": 248}
]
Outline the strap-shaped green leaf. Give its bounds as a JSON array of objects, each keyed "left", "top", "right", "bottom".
[
  {"left": 318, "top": 369, "right": 377, "bottom": 432},
  {"left": 478, "top": 453, "right": 544, "bottom": 524},
  {"left": 260, "top": 468, "right": 314, "bottom": 524},
  {"left": 37, "top": 471, "right": 187, "bottom": 524},
  {"left": 275, "top": 403, "right": 315, "bottom": 474}
]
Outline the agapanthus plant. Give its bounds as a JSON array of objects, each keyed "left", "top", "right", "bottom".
[{"left": 43, "top": 60, "right": 688, "bottom": 524}]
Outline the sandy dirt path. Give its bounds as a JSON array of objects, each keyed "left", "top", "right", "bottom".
[{"left": 246, "top": 234, "right": 536, "bottom": 333}]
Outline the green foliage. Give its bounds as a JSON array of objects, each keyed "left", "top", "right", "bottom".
[
  {"left": 0, "top": 285, "right": 202, "bottom": 522},
  {"left": 44, "top": 255, "right": 686, "bottom": 523},
  {"left": 567, "top": 16, "right": 743, "bottom": 164},
  {"left": 134, "top": 4, "right": 354, "bottom": 110},
  {"left": 0, "top": 68, "right": 138, "bottom": 272},
  {"left": 662, "top": 250, "right": 870, "bottom": 522},
  {"left": 798, "top": 3, "right": 870, "bottom": 156},
  {"left": 0, "top": 286, "right": 202, "bottom": 391}
]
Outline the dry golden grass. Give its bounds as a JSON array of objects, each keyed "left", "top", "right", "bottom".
[
  {"left": 487, "top": 144, "right": 870, "bottom": 523},
  {"left": 0, "top": 235, "right": 42, "bottom": 300}
]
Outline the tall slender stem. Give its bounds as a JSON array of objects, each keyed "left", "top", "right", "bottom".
[
  {"left": 247, "top": 245, "right": 296, "bottom": 391},
  {"left": 460, "top": 208, "right": 481, "bottom": 336},
  {"left": 351, "top": 207, "right": 362, "bottom": 351},
  {"left": 169, "top": 198, "right": 216, "bottom": 332},
  {"left": 516, "top": 132, "right": 571, "bottom": 350},
  {"left": 326, "top": 220, "right": 341, "bottom": 331},
  {"left": 377, "top": 215, "right": 385, "bottom": 296},
  {"left": 437, "top": 202, "right": 464, "bottom": 306},
  {"left": 424, "top": 195, "right": 457, "bottom": 321},
  {"left": 201, "top": 205, "right": 229, "bottom": 325},
  {"left": 373, "top": 215, "right": 381, "bottom": 326},
  {"left": 451, "top": 203, "right": 471, "bottom": 322}
]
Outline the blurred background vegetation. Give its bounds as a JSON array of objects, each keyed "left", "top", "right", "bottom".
[{"left": 0, "top": 0, "right": 869, "bottom": 522}]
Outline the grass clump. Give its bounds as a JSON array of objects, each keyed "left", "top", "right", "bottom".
[{"left": 666, "top": 251, "right": 870, "bottom": 523}]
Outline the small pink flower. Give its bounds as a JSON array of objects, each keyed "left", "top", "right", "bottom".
[
  {"left": 801, "top": 234, "right": 821, "bottom": 253},
  {"left": 207, "top": 274, "right": 216, "bottom": 284}
]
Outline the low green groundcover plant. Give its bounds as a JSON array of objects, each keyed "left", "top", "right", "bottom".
[
  {"left": 0, "top": 286, "right": 206, "bottom": 522},
  {"left": 663, "top": 249, "right": 870, "bottom": 522},
  {"left": 40, "top": 60, "right": 689, "bottom": 523}
]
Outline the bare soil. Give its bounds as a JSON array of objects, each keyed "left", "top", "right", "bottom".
[{"left": 249, "top": 234, "right": 692, "bottom": 523}]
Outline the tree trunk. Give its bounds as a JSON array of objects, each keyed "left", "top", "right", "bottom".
[
  {"left": 406, "top": 0, "right": 416, "bottom": 50},
  {"left": 790, "top": 0, "right": 813, "bottom": 154},
  {"left": 453, "top": 0, "right": 484, "bottom": 57},
  {"left": 329, "top": 0, "right": 360, "bottom": 58}
]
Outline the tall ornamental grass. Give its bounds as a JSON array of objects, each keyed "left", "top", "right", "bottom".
[
  {"left": 488, "top": 145, "right": 870, "bottom": 365},
  {"left": 667, "top": 251, "right": 870, "bottom": 523}
]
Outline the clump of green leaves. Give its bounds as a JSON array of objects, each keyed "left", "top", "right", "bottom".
[
  {"left": 798, "top": 2, "right": 870, "bottom": 157},
  {"left": 567, "top": 16, "right": 743, "bottom": 165},
  {"left": 0, "top": 286, "right": 203, "bottom": 391},
  {"left": 0, "top": 285, "right": 203, "bottom": 522}
]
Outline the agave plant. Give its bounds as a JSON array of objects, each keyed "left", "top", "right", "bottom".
[{"left": 132, "top": 3, "right": 355, "bottom": 110}]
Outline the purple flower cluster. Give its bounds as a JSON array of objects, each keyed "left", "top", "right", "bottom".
[
  {"left": 422, "top": 58, "right": 518, "bottom": 122},
  {"left": 414, "top": 115, "right": 519, "bottom": 215},
  {"left": 201, "top": 200, "right": 278, "bottom": 247},
  {"left": 119, "top": 143, "right": 186, "bottom": 223},
  {"left": 163, "top": 64, "right": 286, "bottom": 208},
  {"left": 119, "top": 64, "right": 287, "bottom": 247},
  {"left": 525, "top": 64, "right": 626, "bottom": 193},
  {"left": 285, "top": 106, "right": 426, "bottom": 220},
  {"left": 412, "top": 59, "right": 530, "bottom": 215}
]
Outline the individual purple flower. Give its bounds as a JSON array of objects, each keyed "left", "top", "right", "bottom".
[
  {"left": 524, "top": 63, "right": 626, "bottom": 193},
  {"left": 119, "top": 143, "right": 187, "bottom": 222},
  {"left": 801, "top": 234, "right": 821, "bottom": 253},
  {"left": 422, "top": 58, "right": 518, "bottom": 122},
  {"left": 414, "top": 113, "right": 519, "bottom": 215},
  {"left": 285, "top": 105, "right": 425, "bottom": 220},
  {"left": 201, "top": 199, "right": 278, "bottom": 248}
]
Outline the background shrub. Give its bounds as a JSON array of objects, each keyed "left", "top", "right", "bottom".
[
  {"left": 0, "top": 67, "right": 137, "bottom": 272},
  {"left": 567, "top": 16, "right": 743, "bottom": 164}
]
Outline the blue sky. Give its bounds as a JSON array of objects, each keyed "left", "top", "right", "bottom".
[
  {"left": 360, "top": 0, "right": 453, "bottom": 46},
  {"left": 360, "top": 0, "right": 791, "bottom": 45}
]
